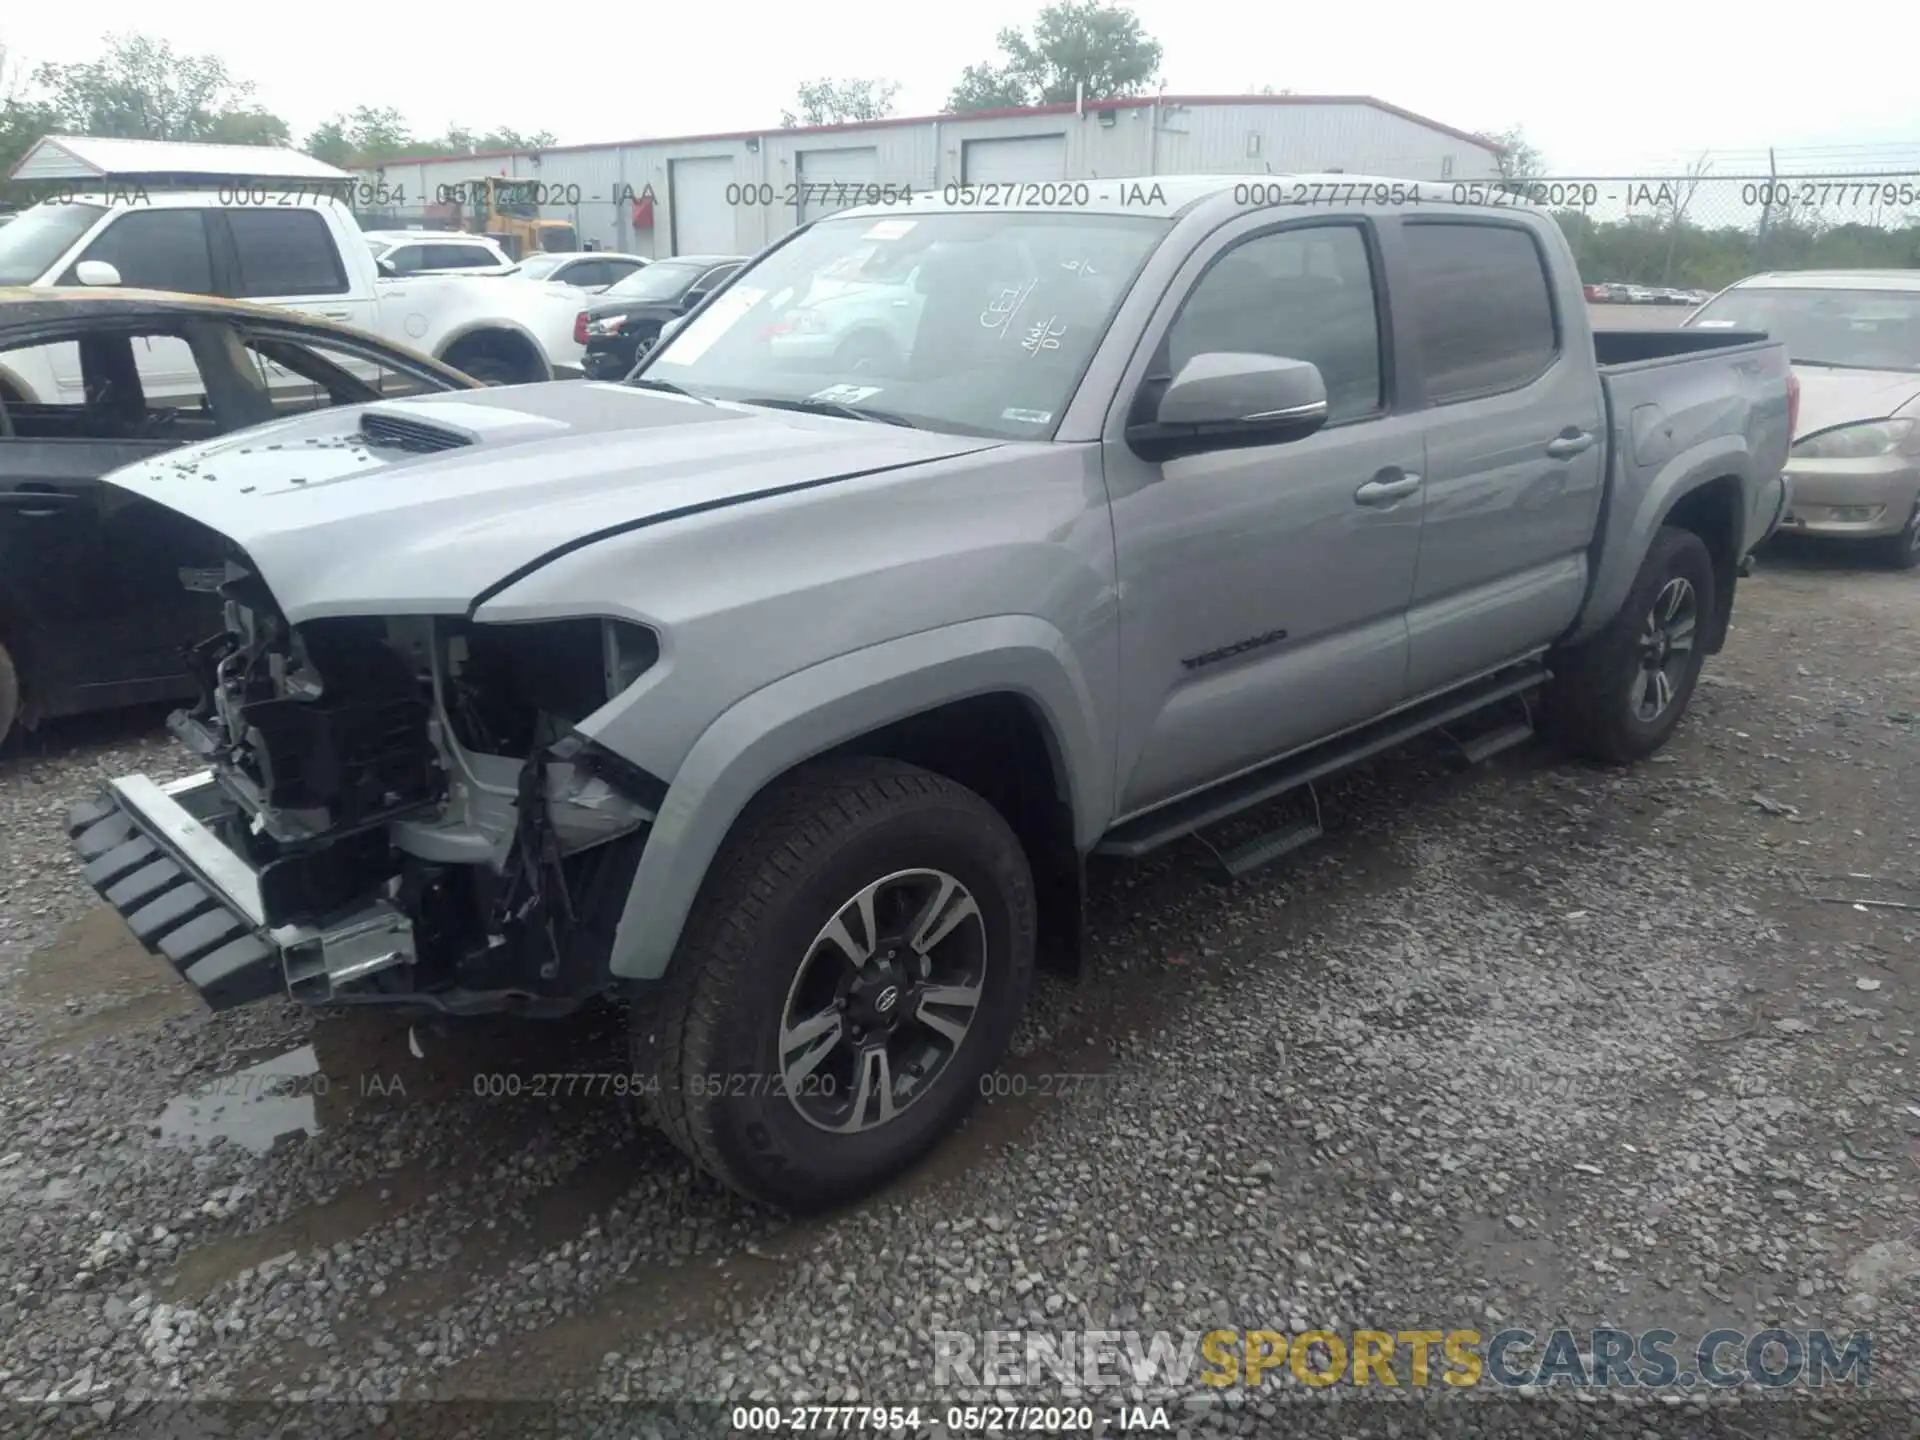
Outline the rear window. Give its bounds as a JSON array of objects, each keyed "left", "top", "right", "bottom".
[
  {"left": 226, "top": 210, "right": 349, "bottom": 297},
  {"left": 1403, "top": 221, "right": 1559, "bottom": 402}
]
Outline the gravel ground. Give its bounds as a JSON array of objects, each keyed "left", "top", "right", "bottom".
[{"left": 1, "top": 546, "right": 1917, "bottom": 1439}]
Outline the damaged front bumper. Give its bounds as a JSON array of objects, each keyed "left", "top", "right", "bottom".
[{"left": 68, "top": 771, "right": 418, "bottom": 1012}]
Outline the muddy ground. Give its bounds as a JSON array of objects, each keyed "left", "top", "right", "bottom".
[{"left": 1, "top": 544, "right": 1916, "bottom": 1438}]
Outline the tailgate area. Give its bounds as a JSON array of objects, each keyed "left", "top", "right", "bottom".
[{"left": 66, "top": 774, "right": 284, "bottom": 1011}]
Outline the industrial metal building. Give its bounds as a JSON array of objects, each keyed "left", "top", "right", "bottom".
[{"left": 351, "top": 94, "right": 1504, "bottom": 258}]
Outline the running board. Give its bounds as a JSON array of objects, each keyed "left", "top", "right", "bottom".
[
  {"left": 1455, "top": 719, "right": 1535, "bottom": 766},
  {"left": 1206, "top": 816, "right": 1324, "bottom": 884},
  {"left": 1095, "top": 661, "right": 1551, "bottom": 860}
]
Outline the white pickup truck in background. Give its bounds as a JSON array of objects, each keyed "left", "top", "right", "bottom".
[{"left": 0, "top": 192, "right": 589, "bottom": 391}]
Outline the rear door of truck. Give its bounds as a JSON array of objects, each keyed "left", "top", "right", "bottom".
[{"left": 1386, "top": 210, "right": 1607, "bottom": 695}]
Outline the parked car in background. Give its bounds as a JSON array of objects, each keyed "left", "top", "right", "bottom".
[
  {"left": 364, "top": 231, "right": 517, "bottom": 277},
  {"left": 1583, "top": 283, "right": 1609, "bottom": 303},
  {"left": 0, "top": 192, "right": 591, "bottom": 384},
  {"left": 66, "top": 176, "right": 1791, "bottom": 1210},
  {"left": 1687, "top": 270, "right": 1920, "bottom": 566},
  {"left": 511, "top": 252, "right": 650, "bottom": 292},
  {"left": 577, "top": 255, "right": 746, "bottom": 379},
  {"left": 0, "top": 288, "right": 479, "bottom": 747}
]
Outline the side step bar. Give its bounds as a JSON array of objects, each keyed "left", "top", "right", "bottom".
[{"left": 1095, "top": 660, "right": 1550, "bottom": 861}]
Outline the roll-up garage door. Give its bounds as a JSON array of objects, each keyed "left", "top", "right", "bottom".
[
  {"left": 796, "top": 147, "right": 879, "bottom": 223},
  {"left": 960, "top": 134, "right": 1067, "bottom": 184},
  {"left": 668, "top": 156, "right": 738, "bottom": 255}
]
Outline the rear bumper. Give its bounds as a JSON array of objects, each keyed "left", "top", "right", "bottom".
[
  {"left": 67, "top": 774, "right": 281, "bottom": 1011},
  {"left": 68, "top": 773, "right": 417, "bottom": 1013}
]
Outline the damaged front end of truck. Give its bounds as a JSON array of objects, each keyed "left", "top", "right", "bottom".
[{"left": 69, "top": 551, "right": 665, "bottom": 1016}]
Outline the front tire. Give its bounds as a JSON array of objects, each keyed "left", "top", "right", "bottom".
[
  {"left": 1545, "top": 525, "right": 1716, "bottom": 764},
  {"left": 634, "top": 757, "right": 1036, "bottom": 1211}
]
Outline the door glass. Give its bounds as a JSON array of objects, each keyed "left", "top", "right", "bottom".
[
  {"left": 562, "top": 261, "right": 608, "bottom": 289},
  {"left": 226, "top": 210, "right": 350, "bottom": 297},
  {"left": 1402, "top": 222, "right": 1558, "bottom": 401},
  {"left": 1166, "top": 225, "right": 1385, "bottom": 422},
  {"left": 63, "top": 210, "right": 215, "bottom": 294}
]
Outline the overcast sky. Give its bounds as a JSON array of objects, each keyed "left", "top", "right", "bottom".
[{"left": 4, "top": 1, "right": 1915, "bottom": 176}]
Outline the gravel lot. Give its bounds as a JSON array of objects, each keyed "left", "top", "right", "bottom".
[{"left": 2, "top": 543, "right": 1916, "bottom": 1438}]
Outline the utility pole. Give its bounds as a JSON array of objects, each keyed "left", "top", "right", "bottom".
[{"left": 1754, "top": 146, "right": 1778, "bottom": 269}]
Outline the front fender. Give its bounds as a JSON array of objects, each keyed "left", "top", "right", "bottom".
[
  {"left": 606, "top": 615, "right": 1110, "bottom": 980},
  {"left": 1568, "top": 433, "right": 1757, "bottom": 647}
]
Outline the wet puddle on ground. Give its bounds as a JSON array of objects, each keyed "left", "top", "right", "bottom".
[{"left": 155, "top": 1043, "right": 330, "bottom": 1154}]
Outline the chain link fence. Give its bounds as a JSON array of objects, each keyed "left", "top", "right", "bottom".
[{"left": 1493, "top": 172, "right": 1920, "bottom": 291}]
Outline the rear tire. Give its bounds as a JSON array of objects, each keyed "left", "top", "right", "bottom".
[
  {"left": 633, "top": 756, "right": 1035, "bottom": 1211},
  {"left": 1545, "top": 525, "right": 1716, "bottom": 764},
  {"left": 0, "top": 639, "right": 17, "bottom": 751},
  {"left": 1867, "top": 500, "right": 1920, "bottom": 571}
]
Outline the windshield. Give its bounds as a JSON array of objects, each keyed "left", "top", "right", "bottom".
[
  {"left": 607, "top": 261, "right": 709, "bottom": 302},
  {"left": 515, "top": 254, "right": 567, "bottom": 280},
  {"left": 0, "top": 202, "right": 109, "bottom": 285},
  {"left": 1689, "top": 287, "right": 1920, "bottom": 372},
  {"left": 636, "top": 210, "right": 1170, "bottom": 440}
]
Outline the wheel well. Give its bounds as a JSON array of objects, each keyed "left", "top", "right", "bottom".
[
  {"left": 826, "top": 693, "right": 1085, "bottom": 977},
  {"left": 1662, "top": 476, "right": 1742, "bottom": 653},
  {"left": 440, "top": 329, "right": 546, "bottom": 383}
]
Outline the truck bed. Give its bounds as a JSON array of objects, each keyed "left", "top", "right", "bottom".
[{"left": 1593, "top": 327, "right": 1771, "bottom": 370}]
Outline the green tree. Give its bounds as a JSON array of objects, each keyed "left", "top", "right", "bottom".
[
  {"left": 302, "top": 105, "right": 412, "bottom": 166},
  {"left": 947, "top": 1, "right": 1163, "bottom": 112},
  {"left": 1475, "top": 125, "right": 1545, "bottom": 180},
  {"left": 0, "top": 45, "right": 63, "bottom": 179},
  {"left": 31, "top": 33, "right": 287, "bottom": 144},
  {"left": 781, "top": 78, "right": 901, "bottom": 128}
]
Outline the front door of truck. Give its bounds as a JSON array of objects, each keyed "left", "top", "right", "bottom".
[{"left": 1103, "top": 217, "right": 1427, "bottom": 817}]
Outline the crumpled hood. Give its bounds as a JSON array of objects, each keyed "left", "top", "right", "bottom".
[
  {"left": 1792, "top": 366, "right": 1920, "bottom": 439},
  {"left": 101, "top": 383, "right": 998, "bottom": 625}
]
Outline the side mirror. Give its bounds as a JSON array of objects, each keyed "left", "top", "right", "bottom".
[
  {"left": 73, "top": 260, "right": 122, "bottom": 287},
  {"left": 681, "top": 291, "right": 709, "bottom": 313},
  {"left": 1128, "top": 353, "right": 1329, "bottom": 462},
  {"left": 376, "top": 257, "right": 398, "bottom": 277}
]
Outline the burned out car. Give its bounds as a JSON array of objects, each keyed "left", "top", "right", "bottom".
[
  {"left": 71, "top": 178, "right": 1791, "bottom": 1211},
  {"left": 0, "top": 288, "right": 479, "bottom": 747}
]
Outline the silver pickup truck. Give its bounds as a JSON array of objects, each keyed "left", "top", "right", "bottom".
[{"left": 66, "top": 176, "right": 1794, "bottom": 1209}]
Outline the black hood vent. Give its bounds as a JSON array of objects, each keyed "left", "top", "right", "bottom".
[{"left": 359, "top": 410, "right": 474, "bottom": 455}]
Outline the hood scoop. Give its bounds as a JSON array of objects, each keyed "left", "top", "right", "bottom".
[{"left": 358, "top": 409, "right": 475, "bottom": 455}]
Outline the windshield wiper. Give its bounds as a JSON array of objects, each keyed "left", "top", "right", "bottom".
[
  {"left": 626, "top": 376, "right": 713, "bottom": 402},
  {"left": 740, "top": 396, "right": 918, "bottom": 428}
]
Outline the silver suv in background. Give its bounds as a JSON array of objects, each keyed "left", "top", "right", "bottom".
[
  {"left": 1688, "top": 270, "right": 1920, "bottom": 566},
  {"left": 364, "top": 231, "right": 516, "bottom": 277}
]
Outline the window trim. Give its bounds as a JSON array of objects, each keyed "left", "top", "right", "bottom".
[
  {"left": 1397, "top": 215, "right": 1563, "bottom": 408},
  {"left": 214, "top": 208, "right": 351, "bottom": 299},
  {"left": 234, "top": 323, "right": 473, "bottom": 399},
  {"left": 1141, "top": 216, "right": 1395, "bottom": 430}
]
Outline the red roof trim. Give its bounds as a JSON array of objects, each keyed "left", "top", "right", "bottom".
[{"left": 365, "top": 94, "right": 1500, "bottom": 168}]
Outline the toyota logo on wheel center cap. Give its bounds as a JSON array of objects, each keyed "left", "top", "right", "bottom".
[{"left": 874, "top": 985, "right": 900, "bottom": 1014}]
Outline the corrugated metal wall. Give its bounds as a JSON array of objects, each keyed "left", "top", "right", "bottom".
[{"left": 350, "top": 102, "right": 1501, "bottom": 257}]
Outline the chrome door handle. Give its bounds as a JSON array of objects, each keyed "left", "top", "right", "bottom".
[
  {"left": 1354, "top": 473, "right": 1422, "bottom": 506},
  {"left": 318, "top": 311, "right": 353, "bottom": 321},
  {"left": 1546, "top": 430, "right": 1596, "bottom": 458}
]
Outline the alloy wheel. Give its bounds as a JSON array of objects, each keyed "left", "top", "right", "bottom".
[{"left": 778, "top": 868, "right": 987, "bottom": 1133}]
